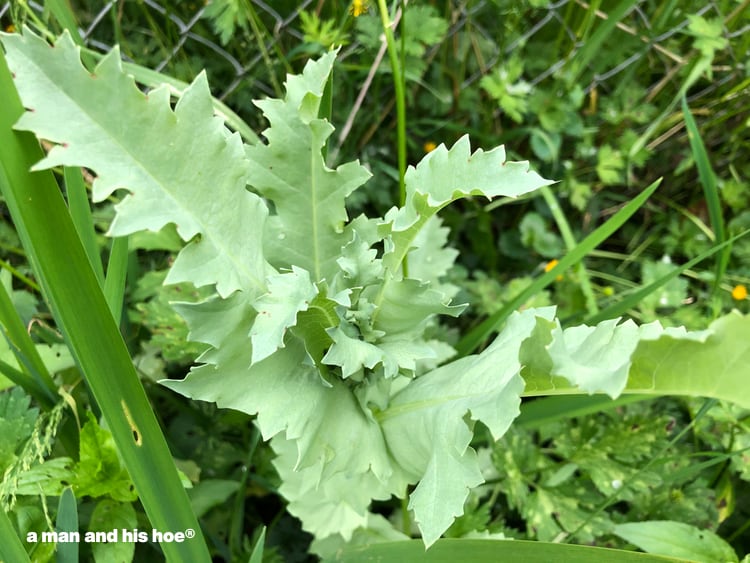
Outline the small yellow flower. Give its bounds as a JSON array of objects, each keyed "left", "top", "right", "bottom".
[
  {"left": 732, "top": 284, "right": 747, "bottom": 301},
  {"left": 5, "top": 24, "right": 16, "bottom": 33},
  {"left": 350, "top": 0, "right": 369, "bottom": 17},
  {"left": 544, "top": 259, "right": 563, "bottom": 281},
  {"left": 424, "top": 141, "right": 437, "bottom": 153}
]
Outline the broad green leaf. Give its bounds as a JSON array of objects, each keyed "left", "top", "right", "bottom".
[
  {"left": 596, "top": 145, "right": 625, "bottom": 185},
  {"left": 628, "top": 312, "right": 750, "bottom": 407},
  {"left": 272, "top": 434, "right": 400, "bottom": 541},
  {"left": 3, "top": 29, "right": 269, "bottom": 299},
  {"left": 88, "top": 499, "right": 137, "bottom": 563},
  {"left": 378, "top": 307, "right": 556, "bottom": 546},
  {"left": 293, "top": 286, "right": 346, "bottom": 369},
  {"left": 163, "top": 332, "right": 393, "bottom": 484},
  {"left": 523, "top": 311, "right": 750, "bottom": 408},
  {"left": 613, "top": 521, "right": 738, "bottom": 563},
  {"left": 335, "top": 232, "right": 383, "bottom": 289},
  {"left": 401, "top": 215, "right": 459, "bottom": 298},
  {"left": 186, "top": 479, "right": 240, "bottom": 519},
  {"left": 172, "top": 292, "right": 253, "bottom": 351},
  {"left": 1, "top": 31, "right": 211, "bottom": 560},
  {"left": 520, "top": 212, "right": 563, "bottom": 258},
  {"left": 245, "top": 51, "right": 372, "bottom": 283},
  {"left": 686, "top": 15, "right": 729, "bottom": 59},
  {"left": 545, "top": 319, "right": 701, "bottom": 397},
  {"left": 12, "top": 457, "right": 76, "bottom": 496},
  {"left": 312, "top": 513, "right": 409, "bottom": 560},
  {"left": 382, "top": 135, "right": 553, "bottom": 274},
  {"left": 249, "top": 267, "right": 317, "bottom": 363},
  {"left": 0, "top": 387, "right": 38, "bottom": 474},
  {"left": 75, "top": 412, "right": 137, "bottom": 502},
  {"left": 323, "top": 326, "right": 393, "bottom": 379},
  {"left": 640, "top": 257, "right": 689, "bottom": 310},
  {"left": 366, "top": 278, "right": 465, "bottom": 337},
  {"left": 165, "top": 330, "right": 406, "bottom": 542}
]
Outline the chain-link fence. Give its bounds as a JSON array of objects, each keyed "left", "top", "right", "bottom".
[
  {"left": 2, "top": 1, "right": 744, "bottom": 105},
  {"left": 1, "top": 0, "right": 747, "bottom": 197}
]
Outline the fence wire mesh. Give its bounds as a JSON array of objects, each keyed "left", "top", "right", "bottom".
[{"left": 0, "top": 0, "right": 746, "bottom": 155}]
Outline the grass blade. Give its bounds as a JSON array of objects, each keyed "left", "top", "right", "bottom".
[
  {"left": 540, "top": 184, "right": 598, "bottom": 315},
  {"left": 248, "top": 527, "right": 266, "bottom": 563},
  {"left": 0, "top": 271, "right": 56, "bottom": 408},
  {"left": 585, "top": 230, "right": 748, "bottom": 325},
  {"left": 0, "top": 506, "right": 31, "bottom": 563},
  {"left": 65, "top": 166, "right": 104, "bottom": 285},
  {"left": 566, "top": 0, "right": 640, "bottom": 84},
  {"left": 55, "top": 487, "right": 79, "bottom": 563},
  {"left": 0, "top": 46, "right": 211, "bottom": 562},
  {"left": 455, "top": 179, "right": 662, "bottom": 356},
  {"left": 324, "top": 538, "right": 684, "bottom": 562},
  {"left": 103, "top": 236, "right": 129, "bottom": 323},
  {"left": 516, "top": 395, "right": 653, "bottom": 429},
  {"left": 681, "top": 96, "right": 728, "bottom": 293}
]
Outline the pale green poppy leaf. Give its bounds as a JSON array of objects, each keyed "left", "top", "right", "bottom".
[
  {"left": 3, "top": 28, "right": 268, "bottom": 298},
  {"left": 249, "top": 266, "right": 317, "bottom": 363},
  {"left": 613, "top": 520, "right": 738, "bottom": 563},
  {"left": 380, "top": 307, "right": 557, "bottom": 546},
  {"left": 522, "top": 312, "right": 749, "bottom": 409},
  {"left": 245, "top": 51, "right": 372, "bottom": 283},
  {"left": 382, "top": 135, "right": 553, "bottom": 273}
]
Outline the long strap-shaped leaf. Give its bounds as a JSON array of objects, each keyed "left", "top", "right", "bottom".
[
  {"left": 0, "top": 45, "right": 211, "bottom": 563},
  {"left": 324, "top": 538, "right": 685, "bottom": 562},
  {"left": 0, "top": 505, "right": 30, "bottom": 563}
]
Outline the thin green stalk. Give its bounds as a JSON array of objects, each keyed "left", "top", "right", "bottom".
[
  {"left": 540, "top": 185, "right": 599, "bottom": 315},
  {"left": 9, "top": 0, "right": 53, "bottom": 40},
  {"left": 245, "top": 0, "right": 283, "bottom": 98},
  {"left": 401, "top": 496, "right": 411, "bottom": 536},
  {"left": 727, "top": 515, "right": 750, "bottom": 543},
  {"left": 0, "top": 257, "right": 40, "bottom": 291},
  {"left": 43, "top": 0, "right": 82, "bottom": 45},
  {"left": 229, "top": 427, "right": 260, "bottom": 559},
  {"left": 0, "top": 357, "right": 32, "bottom": 388},
  {"left": 627, "top": 58, "right": 708, "bottom": 177},
  {"left": 377, "top": 0, "right": 407, "bottom": 208},
  {"left": 565, "top": 0, "right": 639, "bottom": 85}
]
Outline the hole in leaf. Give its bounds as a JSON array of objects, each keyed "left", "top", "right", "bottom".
[{"left": 121, "top": 400, "right": 142, "bottom": 446}]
